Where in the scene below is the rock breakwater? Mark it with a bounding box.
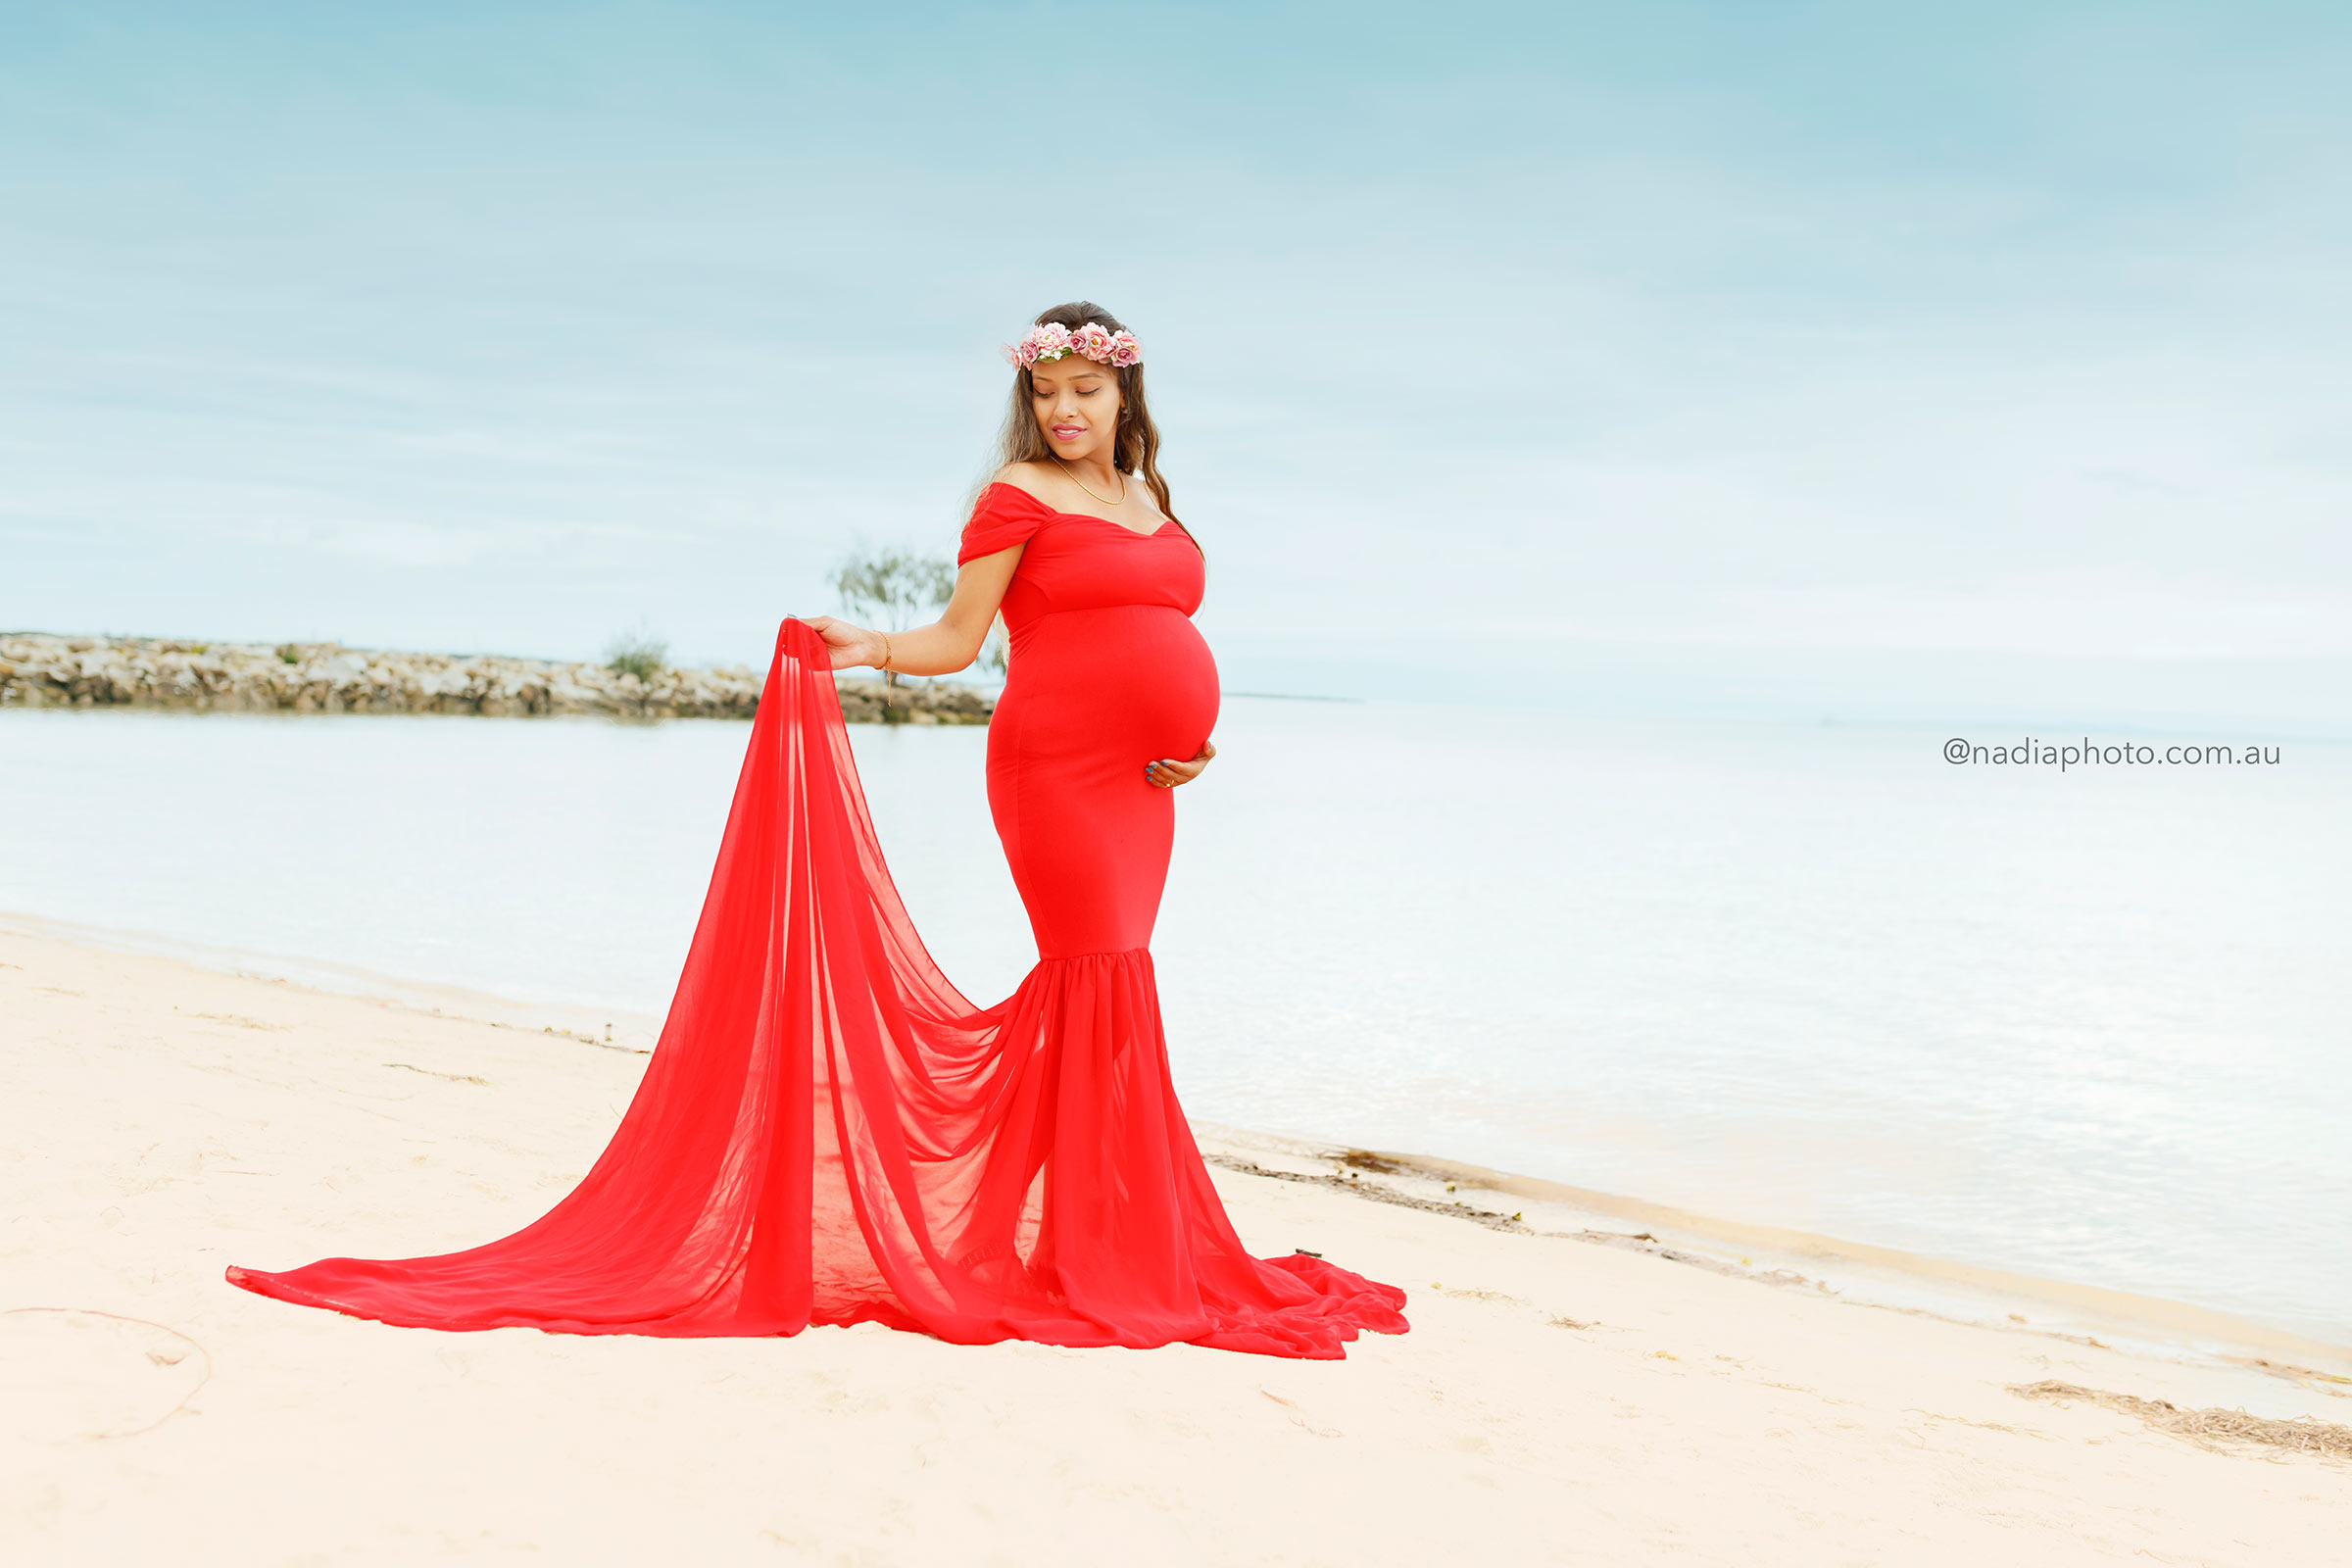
[0,634,993,725]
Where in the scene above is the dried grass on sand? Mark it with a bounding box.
[2013,1380,2352,1461]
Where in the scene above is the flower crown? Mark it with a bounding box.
[1004,320,1142,370]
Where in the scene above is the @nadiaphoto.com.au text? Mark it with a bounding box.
[1944,737,2283,769]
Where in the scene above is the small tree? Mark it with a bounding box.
[831,548,956,701]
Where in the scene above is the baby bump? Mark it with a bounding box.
[1002,606,1219,759]
[986,608,1220,958]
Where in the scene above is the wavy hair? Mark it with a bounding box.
[991,301,1177,523]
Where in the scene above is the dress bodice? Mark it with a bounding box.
[956,482,1203,632]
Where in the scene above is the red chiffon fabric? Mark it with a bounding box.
[226,484,1409,1358]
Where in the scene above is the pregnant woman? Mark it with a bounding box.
[227,303,1409,1359]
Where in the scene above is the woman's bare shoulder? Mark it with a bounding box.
[988,462,1070,512]
[991,460,1057,491]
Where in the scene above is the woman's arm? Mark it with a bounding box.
[804,545,1024,675]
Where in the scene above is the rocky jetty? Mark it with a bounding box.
[0,633,994,725]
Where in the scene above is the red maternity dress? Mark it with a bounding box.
[226,482,1409,1358]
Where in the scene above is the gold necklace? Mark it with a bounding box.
[1062,463,1126,508]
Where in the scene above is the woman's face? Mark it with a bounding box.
[1027,354,1121,464]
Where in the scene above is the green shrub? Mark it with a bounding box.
[604,630,667,682]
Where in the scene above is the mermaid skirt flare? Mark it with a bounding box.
[226,619,1408,1359]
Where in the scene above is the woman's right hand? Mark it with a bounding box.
[802,616,887,672]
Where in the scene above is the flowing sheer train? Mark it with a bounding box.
[227,616,1409,1358]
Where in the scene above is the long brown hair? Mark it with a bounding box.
[992,301,1178,523]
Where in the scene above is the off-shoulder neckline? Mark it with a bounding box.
[982,480,1178,539]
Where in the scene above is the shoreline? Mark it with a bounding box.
[9,905,2343,1382]
[1282,1139,2352,1381]
[8,918,2351,1562]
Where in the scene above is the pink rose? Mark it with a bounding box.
[1107,331,1141,367]
[1033,323,1073,359]
[1075,322,1114,360]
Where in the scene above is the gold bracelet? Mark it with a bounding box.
[879,632,893,671]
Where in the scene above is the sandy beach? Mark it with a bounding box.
[6,923,2350,1566]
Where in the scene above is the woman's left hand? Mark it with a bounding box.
[1145,741,1216,789]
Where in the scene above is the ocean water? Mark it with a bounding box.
[2,701,2345,1345]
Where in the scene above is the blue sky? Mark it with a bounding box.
[4,2,2347,727]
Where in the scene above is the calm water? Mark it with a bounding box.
[3,703,2345,1343]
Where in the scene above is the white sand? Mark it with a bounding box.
[5,925,2350,1566]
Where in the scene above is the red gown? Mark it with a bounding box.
[225,482,1409,1358]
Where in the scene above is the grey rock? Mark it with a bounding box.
[0,633,998,726]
